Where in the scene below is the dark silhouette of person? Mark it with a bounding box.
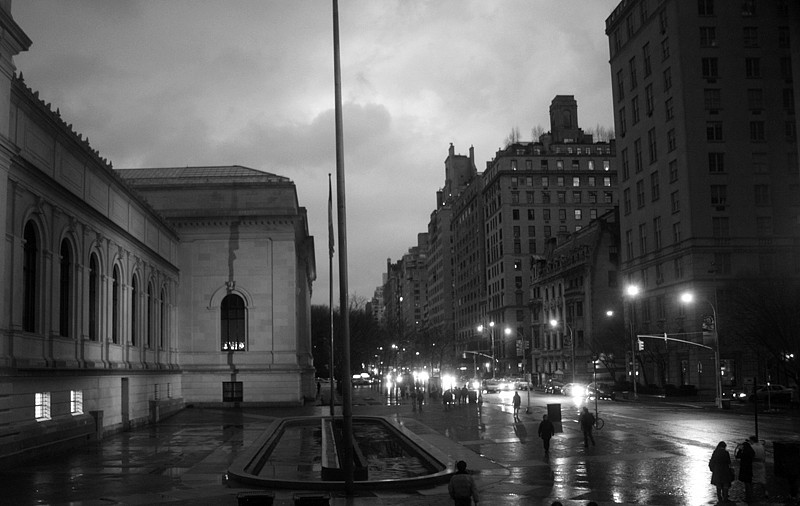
[578,406,595,447]
[736,436,755,502]
[709,440,733,503]
[538,414,555,455]
[448,460,479,505]
[512,391,521,419]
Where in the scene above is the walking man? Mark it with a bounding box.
[512,391,521,420]
[448,460,479,505]
[578,407,595,447]
[538,414,555,455]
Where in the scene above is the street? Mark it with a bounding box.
[1,387,799,505]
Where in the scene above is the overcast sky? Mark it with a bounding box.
[14,0,621,307]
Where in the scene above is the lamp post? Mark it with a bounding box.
[477,321,496,378]
[680,292,723,409]
[550,319,574,384]
[625,284,640,400]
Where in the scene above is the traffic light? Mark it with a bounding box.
[637,339,644,351]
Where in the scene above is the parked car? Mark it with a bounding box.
[544,379,565,395]
[562,383,588,397]
[749,384,793,403]
[723,387,750,402]
[482,378,503,393]
[513,377,531,391]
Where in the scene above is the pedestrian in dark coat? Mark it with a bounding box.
[736,436,755,502]
[538,414,555,454]
[709,440,733,503]
[448,460,479,505]
[512,391,521,419]
[578,407,595,447]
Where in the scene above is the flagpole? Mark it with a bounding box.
[331,0,354,494]
[328,174,335,418]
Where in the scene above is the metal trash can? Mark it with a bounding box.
[547,403,562,432]
[721,399,731,409]
[294,492,331,505]
[774,441,800,478]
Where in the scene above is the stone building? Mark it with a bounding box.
[0,3,315,467]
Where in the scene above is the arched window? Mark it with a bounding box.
[160,287,167,349]
[221,294,246,351]
[147,282,155,348]
[59,239,73,337]
[131,275,138,346]
[112,266,121,344]
[89,254,100,341]
[22,222,39,332]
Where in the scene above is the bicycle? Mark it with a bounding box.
[594,416,605,430]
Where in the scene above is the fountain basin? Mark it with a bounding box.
[227,415,452,490]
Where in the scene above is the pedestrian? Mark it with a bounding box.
[512,391,521,419]
[417,389,424,411]
[461,385,469,405]
[578,406,595,447]
[735,436,755,502]
[316,380,321,398]
[448,460,479,505]
[708,440,733,503]
[750,436,768,500]
[538,414,555,455]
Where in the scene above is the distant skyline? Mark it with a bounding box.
[14,0,620,306]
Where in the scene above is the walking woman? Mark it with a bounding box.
[709,441,733,503]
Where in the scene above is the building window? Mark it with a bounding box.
[672,222,681,244]
[752,153,767,174]
[714,252,732,275]
[667,129,676,152]
[743,26,758,47]
[557,176,565,187]
[634,138,643,173]
[574,209,582,220]
[671,191,680,213]
[747,89,763,111]
[89,254,100,341]
[780,57,792,81]
[663,67,672,91]
[754,185,770,205]
[603,177,611,187]
[558,209,567,220]
[645,85,654,116]
[626,230,634,260]
[59,240,73,338]
[71,390,83,415]
[131,275,138,346]
[636,180,646,208]
[642,43,652,76]
[604,192,613,204]
[710,185,727,206]
[674,255,683,279]
[221,294,246,351]
[653,216,663,249]
[708,153,724,173]
[623,188,632,214]
[745,58,761,78]
[589,192,598,204]
[112,266,120,344]
[629,57,638,89]
[590,209,598,220]
[700,26,717,47]
[659,9,668,31]
[665,97,674,120]
[35,392,51,421]
[23,222,39,333]
[639,223,648,255]
[541,176,549,187]
[742,0,756,16]
[632,96,640,124]
[527,209,535,219]
[704,89,721,110]
[621,149,630,180]
[647,128,658,163]
[588,176,596,187]
[619,107,627,137]
[222,381,244,402]
[702,57,719,79]
[706,121,723,141]
[557,160,564,170]
[160,288,167,349]
[572,191,582,203]
[661,38,670,60]
[749,121,765,142]
[542,192,551,204]
[756,217,773,236]
[650,171,660,201]
[783,89,795,113]
[572,176,580,187]
[617,70,625,100]
[669,160,678,182]
[698,0,714,16]
[513,209,520,220]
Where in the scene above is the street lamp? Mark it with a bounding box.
[550,319,575,384]
[680,292,723,409]
[477,321,496,378]
[625,284,640,400]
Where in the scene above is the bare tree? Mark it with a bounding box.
[530,125,546,142]
[585,124,615,142]
[503,126,521,147]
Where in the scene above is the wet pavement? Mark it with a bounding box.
[2,388,799,505]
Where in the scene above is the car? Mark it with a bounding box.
[544,379,564,395]
[512,377,531,391]
[587,382,616,400]
[562,383,588,397]
[723,387,749,402]
[482,378,503,393]
[748,384,793,403]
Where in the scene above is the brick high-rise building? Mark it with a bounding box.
[606,0,800,396]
